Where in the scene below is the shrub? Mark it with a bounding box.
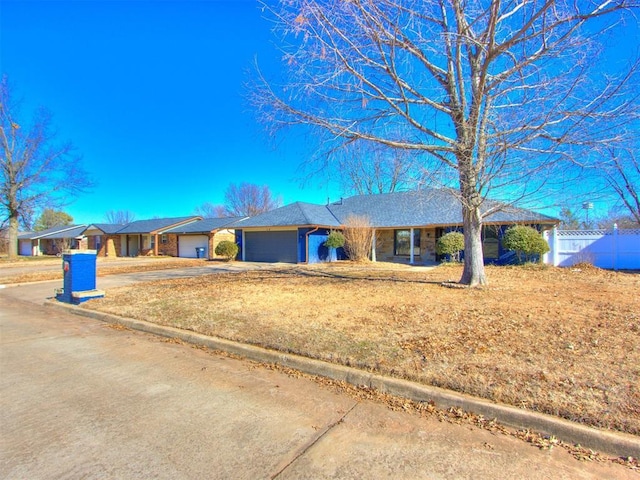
[502,225,549,263]
[324,230,345,249]
[342,215,374,262]
[214,240,239,261]
[436,231,465,262]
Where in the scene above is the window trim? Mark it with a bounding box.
[394,229,421,256]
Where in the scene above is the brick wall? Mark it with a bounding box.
[375,230,395,261]
[104,235,121,257]
[422,228,437,261]
[158,234,178,256]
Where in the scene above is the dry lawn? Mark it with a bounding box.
[83,262,640,435]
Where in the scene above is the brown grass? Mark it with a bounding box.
[83,262,640,435]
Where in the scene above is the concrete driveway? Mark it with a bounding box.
[0,282,635,479]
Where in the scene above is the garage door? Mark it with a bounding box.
[178,235,209,258]
[19,240,32,256]
[244,231,298,263]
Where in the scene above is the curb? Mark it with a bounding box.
[46,300,640,459]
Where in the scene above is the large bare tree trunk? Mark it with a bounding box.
[7,214,18,259]
[460,205,486,287]
[7,181,19,259]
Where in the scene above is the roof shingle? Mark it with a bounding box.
[233,189,557,229]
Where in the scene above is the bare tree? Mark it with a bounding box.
[328,141,431,195]
[596,207,639,228]
[253,0,638,286]
[1,77,92,258]
[193,202,228,218]
[104,210,136,225]
[222,183,281,217]
[601,146,640,226]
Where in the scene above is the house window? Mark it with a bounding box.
[161,234,168,244]
[482,226,500,259]
[394,229,421,256]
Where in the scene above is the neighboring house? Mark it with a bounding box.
[17,217,210,258]
[163,217,245,259]
[17,225,88,256]
[111,216,202,257]
[233,189,559,265]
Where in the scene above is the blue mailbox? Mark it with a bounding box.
[56,250,104,304]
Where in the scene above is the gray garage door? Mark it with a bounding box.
[244,231,298,263]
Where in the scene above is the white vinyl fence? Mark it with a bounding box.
[544,226,640,270]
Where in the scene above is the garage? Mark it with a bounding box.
[244,230,298,263]
[178,235,209,258]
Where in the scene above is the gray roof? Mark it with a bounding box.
[18,224,87,240]
[233,202,341,228]
[115,216,201,234]
[164,217,246,234]
[327,190,459,227]
[85,223,126,234]
[234,189,558,229]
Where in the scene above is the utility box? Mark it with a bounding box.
[56,250,105,304]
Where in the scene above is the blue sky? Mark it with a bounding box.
[1,0,331,224]
[2,1,637,225]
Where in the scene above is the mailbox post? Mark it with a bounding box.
[56,250,105,304]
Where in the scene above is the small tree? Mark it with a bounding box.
[342,215,373,262]
[324,230,345,249]
[558,207,581,230]
[214,240,238,261]
[436,232,465,263]
[33,209,73,231]
[323,230,345,262]
[502,226,550,264]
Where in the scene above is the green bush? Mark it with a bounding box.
[324,230,345,249]
[502,225,549,263]
[436,231,465,262]
[214,240,239,261]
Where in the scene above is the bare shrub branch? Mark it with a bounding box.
[342,214,374,261]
